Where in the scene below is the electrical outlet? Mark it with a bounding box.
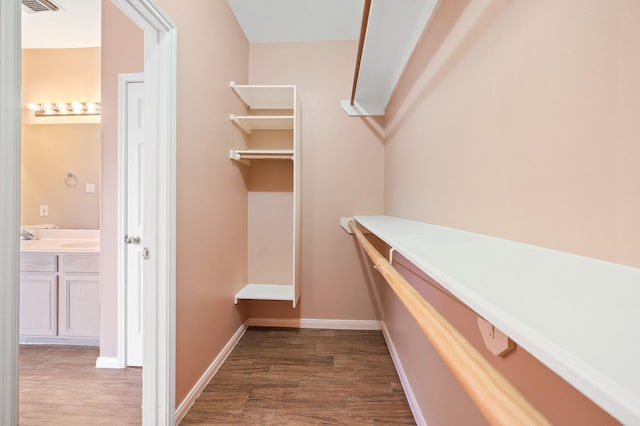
[39,205,48,217]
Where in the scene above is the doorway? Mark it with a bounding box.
[0,0,177,424]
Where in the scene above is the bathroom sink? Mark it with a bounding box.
[61,241,99,249]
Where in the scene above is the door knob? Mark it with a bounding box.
[124,234,142,245]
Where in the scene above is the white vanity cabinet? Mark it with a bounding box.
[58,254,100,338]
[19,254,58,337]
[19,252,100,344]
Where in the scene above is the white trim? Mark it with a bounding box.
[0,1,21,424]
[108,1,176,425]
[117,72,145,371]
[381,322,426,426]
[246,318,383,330]
[175,324,248,424]
[96,356,126,369]
[19,337,99,346]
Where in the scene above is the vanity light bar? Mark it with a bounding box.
[27,101,101,116]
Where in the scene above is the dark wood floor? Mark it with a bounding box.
[19,345,142,425]
[180,327,416,425]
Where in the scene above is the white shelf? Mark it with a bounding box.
[234,283,294,304]
[229,149,293,164]
[341,1,438,116]
[230,114,293,134]
[230,81,294,109]
[354,215,640,425]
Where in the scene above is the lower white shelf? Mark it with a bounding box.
[234,283,294,304]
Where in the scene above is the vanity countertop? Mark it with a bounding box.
[20,228,100,253]
[20,238,99,253]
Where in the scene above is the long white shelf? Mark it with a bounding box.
[230,81,295,109]
[230,114,293,134]
[354,215,640,425]
[234,283,294,304]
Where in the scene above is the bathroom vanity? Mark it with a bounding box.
[19,230,100,346]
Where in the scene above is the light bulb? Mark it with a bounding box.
[71,102,84,112]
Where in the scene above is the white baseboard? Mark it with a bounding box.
[175,323,248,424]
[95,356,124,369]
[381,322,426,426]
[246,317,382,330]
[20,336,99,346]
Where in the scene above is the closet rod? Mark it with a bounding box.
[350,0,372,105]
[235,155,292,160]
[348,220,550,426]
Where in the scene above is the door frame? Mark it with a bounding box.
[0,1,177,424]
[0,2,21,424]
[110,1,176,424]
[117,72,145,368]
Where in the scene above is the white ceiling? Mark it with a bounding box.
[21,0,363,48]
[21,0,101,49]
[227,0,363,43]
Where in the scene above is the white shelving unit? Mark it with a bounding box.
[230,81,301,307]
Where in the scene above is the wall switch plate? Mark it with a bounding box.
[39,205,48,217]
[86,183,96,193]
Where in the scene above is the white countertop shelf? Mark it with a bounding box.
[230,81,295,110]
[354,215,640,424]
[230,114,293,134]
[234,283,294,304]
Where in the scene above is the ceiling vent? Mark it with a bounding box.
[21,0,60,13]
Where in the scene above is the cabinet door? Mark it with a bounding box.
[19,274,57,336]
[58,274,100,338]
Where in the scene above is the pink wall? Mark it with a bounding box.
[100,0,143,358]
[153,0,250,406]
[245,41,385,321]
[381,0,639,423]
[385,0,640,267]
[22,48,101,229]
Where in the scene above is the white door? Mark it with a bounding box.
[124,78,144,367]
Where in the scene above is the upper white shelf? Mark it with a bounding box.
[353,215,640,424]
[229,114,294,134]
[230,81,294,110]
[342,0,439,116]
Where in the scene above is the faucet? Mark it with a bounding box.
[20,228,37,240]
